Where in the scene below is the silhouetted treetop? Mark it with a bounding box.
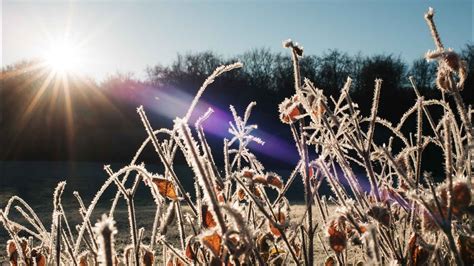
[1,44,472,161]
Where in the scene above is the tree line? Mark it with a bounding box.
[1,45,472,163]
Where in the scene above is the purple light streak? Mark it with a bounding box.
[113,83,299,164]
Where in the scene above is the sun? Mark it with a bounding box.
[43,40,84,74]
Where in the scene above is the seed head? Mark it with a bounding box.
[367,205,391,227]
[282,38,304,56]
[94,215,117,266]
[438,177,471,216]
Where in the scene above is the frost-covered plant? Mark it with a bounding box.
[1,7,472,266]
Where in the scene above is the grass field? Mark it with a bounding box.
[1,202,366,264]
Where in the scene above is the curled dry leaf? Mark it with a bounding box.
[312,101,326,118]
[142,247,154,266]
[239,184,262,200]
[266,173,283,190]
[166,257,185,266]
[201,231,222,257]
[185,237,197,261]
[325,256,336,266]
[253,175,268,185]
[279,95,302,124]
[408,234,432,266]
[237,188,246,201]
[213,185,225,203]
[252,172,283,191]
[201,204,217,229]
[269,211,286,237]
[242,169,255,179]
[286,106,301,123]
[79,254,88,266]
[152,178,178,200]
[30,248,47,266]
[217,193,225,203]
[305,93,326,120]
[78,251,92,266]
[7,238,28,266]
[252,186,262,199]
[7,240,15,255]
[291,240,301,258]
[308,166,314,178]
[327,219,347,253]
[357,224,367,234]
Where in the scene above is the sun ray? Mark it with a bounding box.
[75,76,131,122]
[18,70,56,128]
[46,73,62,121]
[61,73,75,157]
[5,66,50,99]
[4,69,57,159]
[0,61,48,80]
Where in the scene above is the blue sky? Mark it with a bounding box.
[2,0,473,80]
